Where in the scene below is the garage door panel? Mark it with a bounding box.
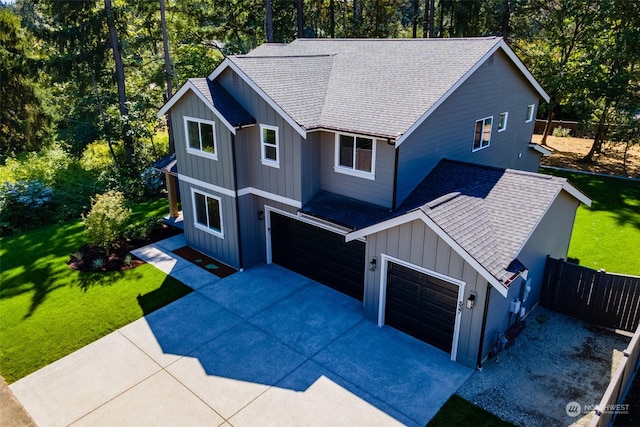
[271,212,365,301]
[385,262,458,354]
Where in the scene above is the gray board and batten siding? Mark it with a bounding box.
[363,218,488,368]
[396,50,541,206]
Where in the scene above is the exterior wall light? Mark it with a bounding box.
[369,257,377,272]
[258,210,264,221]
[466,292,476,309]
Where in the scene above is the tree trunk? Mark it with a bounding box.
[159,0,175,155]
[582,98,612,162]
[297,0,304,38]
[412,0,419,38]
[104,0,133,164]
[91,71,120,170]
[501,0,510,40]
[541,109,554,146]
[265,0,274,42]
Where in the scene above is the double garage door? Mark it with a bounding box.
[385,262,459,354]
[270,212,365,301]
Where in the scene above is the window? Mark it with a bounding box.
[185,117,217,159]
[473,117,493,151]
[498,112,508,132]
[335,133,375,179]
[526,104,535,123]
[260,124,279,167]
[192,190,223,237]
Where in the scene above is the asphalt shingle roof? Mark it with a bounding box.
[232,38,502,138]
[189,78,255,127]
[399,159,568,282]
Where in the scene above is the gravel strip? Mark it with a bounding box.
[457,306,631,427]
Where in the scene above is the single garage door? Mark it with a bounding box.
[270,212,365,300]
[385,262,458,353]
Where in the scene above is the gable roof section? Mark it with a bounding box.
[346,160,589,296]
[157,78,255,134]
[214,38,548,142]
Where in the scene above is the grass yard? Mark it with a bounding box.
[0,198,192,384]
[427,395,516,427]
[541,168,640,276]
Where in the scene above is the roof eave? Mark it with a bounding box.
[346,209,509,297]
[528,143,552,156]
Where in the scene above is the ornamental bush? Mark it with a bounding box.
[0,180,54,235]
[82,190,131,255]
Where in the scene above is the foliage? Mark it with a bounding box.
[82,190,132,255]
[0,180,54,234]
[123,216,164,243]
[0,217,191,384]
[541,169,640,276]
[552,127,571,138]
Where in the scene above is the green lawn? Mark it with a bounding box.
[427,395,516,427]
[0,198,192,384]
[541,169,640,276]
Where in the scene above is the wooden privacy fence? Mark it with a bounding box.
[541,257,640,332]
[589,323,640,427]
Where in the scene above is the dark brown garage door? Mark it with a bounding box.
[270,212,365,300]
[385,262,458,353]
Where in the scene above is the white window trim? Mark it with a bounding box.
[260,124,280,168]
[333,132,376,181]
[526,104,535,123]
[498,112,508,132]
[191,188,224,238]
[184,116,218,160]
[472,116,493,152]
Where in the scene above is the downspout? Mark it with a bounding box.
[476,283,492,370]
[392,144,399,210]
[230,132,244,271]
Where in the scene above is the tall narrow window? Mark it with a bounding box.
[526,104,535,123]
[260,124,279,167]
[473,117,493,151]
[185,117,217,159]
[192,190,223,237]
[498,112,508,132]
[335,133,375,179]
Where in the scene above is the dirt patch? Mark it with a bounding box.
[0,376,35,427]
[172,246,237,278]
[457,306,630,427]
[534,135,640,179]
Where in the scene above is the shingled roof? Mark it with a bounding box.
[212,37,547,142]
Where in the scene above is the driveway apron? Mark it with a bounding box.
[10,240,472,427]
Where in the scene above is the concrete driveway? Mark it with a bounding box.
[10,244,471,426]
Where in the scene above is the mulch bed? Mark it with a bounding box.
[67,223,182,272]
[172,246,237,278]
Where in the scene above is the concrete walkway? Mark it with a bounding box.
[10,235,472,426]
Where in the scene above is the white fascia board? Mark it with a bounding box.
[237,186,302,209]
[178,174,236,198]
[157,80,237,135]
[346,209,508,297]
[528,143,552,156]
[562,182,592,206]
[396,39,550,148]
[209,58,307,139]
[499,40,551,103]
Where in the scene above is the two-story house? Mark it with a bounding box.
[157,37,590,369]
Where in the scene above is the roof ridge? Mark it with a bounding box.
[293,37,501,42]
[234,54,336,59]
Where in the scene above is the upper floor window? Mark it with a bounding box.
[185,117,217,160]
[498,112,508,132]
[192,189,223,237]
[473,117,492,151]
[260,124,279,168]
[335,133,375,180]
[526,104,535,123]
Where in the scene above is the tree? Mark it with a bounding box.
[0,6,53,160]
[82,190,131,255]
[265,0,274,42]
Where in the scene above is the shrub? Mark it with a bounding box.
[552,127,572,137]
[82,190,131,255]
[0,180,54,235]
[123,216,163,243]
[140,167,164,194]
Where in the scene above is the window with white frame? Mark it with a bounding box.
[260,124,279,167]
[335,133,375,178]
[473,117,493,151]
[192,189,223,237]
[498,112,508,132]
[526,104,535,123]
[185,117,217,159]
